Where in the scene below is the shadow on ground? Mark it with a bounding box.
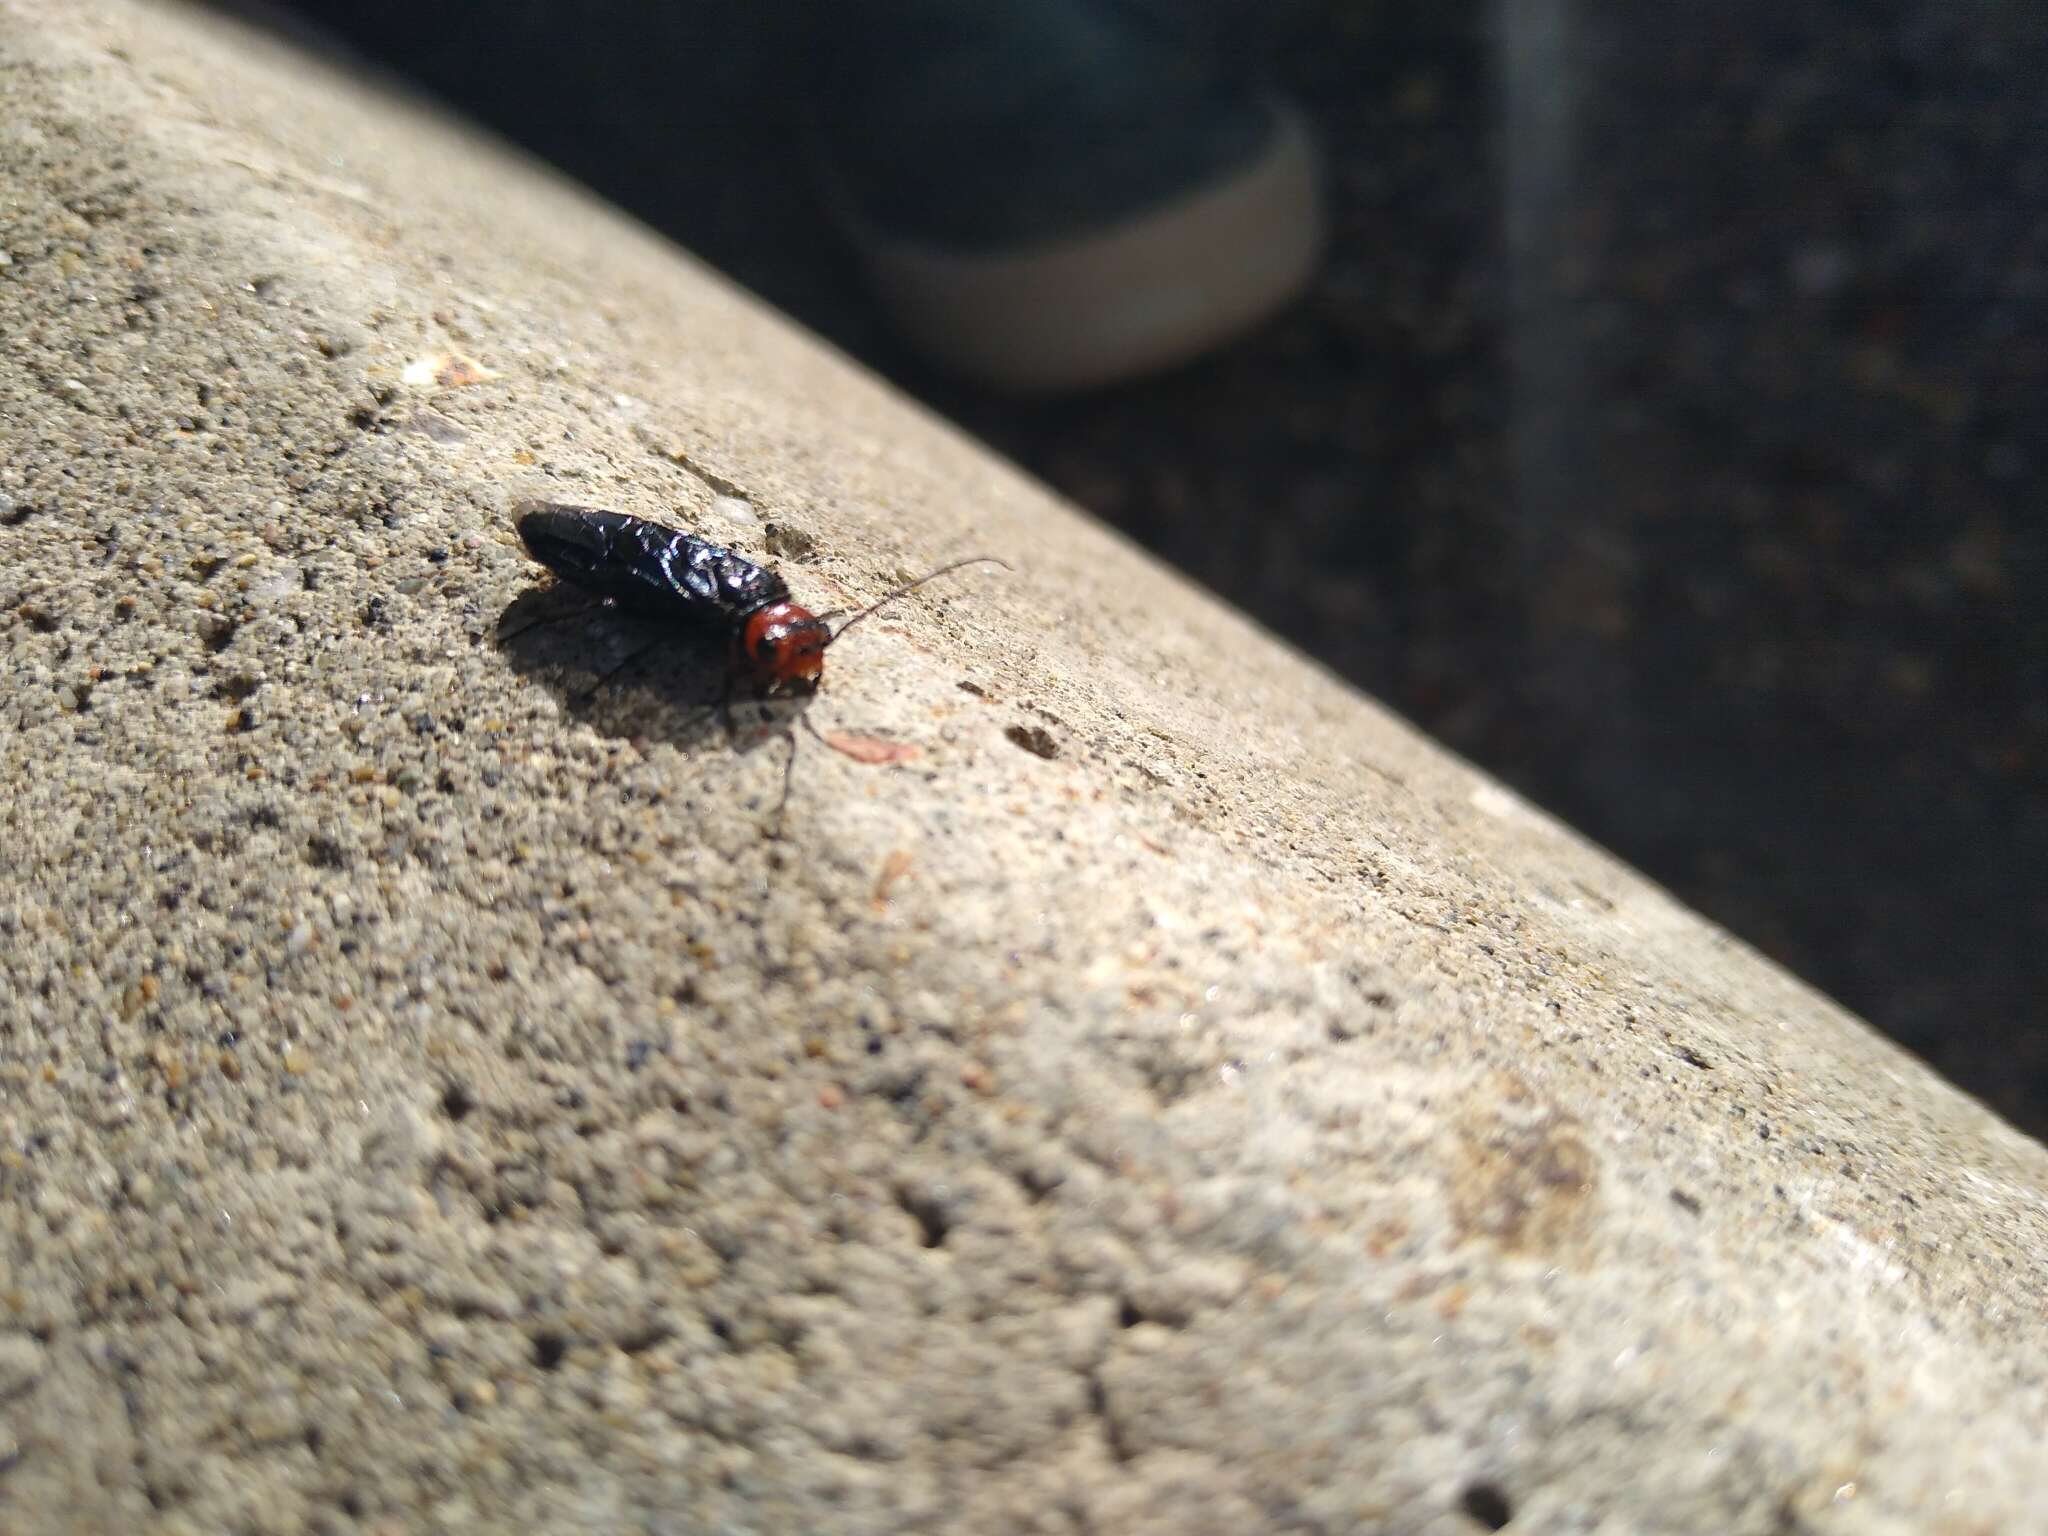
[494,586,808,764]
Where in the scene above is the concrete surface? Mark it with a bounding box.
[3,1,2046,1531]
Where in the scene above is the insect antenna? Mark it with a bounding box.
[826,557,1010,646]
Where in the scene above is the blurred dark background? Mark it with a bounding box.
[234,0,2046,1134]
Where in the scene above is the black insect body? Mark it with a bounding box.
[515,503,831,690]
[508,501,1004,826]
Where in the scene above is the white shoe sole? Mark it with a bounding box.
[840,102,1325,393]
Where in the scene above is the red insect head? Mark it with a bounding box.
[740,601,830,690]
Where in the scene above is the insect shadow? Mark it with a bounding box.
[492,585,803,764]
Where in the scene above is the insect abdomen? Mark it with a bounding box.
[515,503,788,623]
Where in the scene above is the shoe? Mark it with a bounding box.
[807,0,1324,392]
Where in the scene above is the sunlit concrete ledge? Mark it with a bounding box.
[3,2,2045,1531]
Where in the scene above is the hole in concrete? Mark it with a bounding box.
[896,1188,950,1248]
[531,1332,567,1371]
[1458,1481,1513,1530]
[305,835,348,870]
[617,1323,672,1356]
[1005,722,1059,759]
[440,1083,475,1121]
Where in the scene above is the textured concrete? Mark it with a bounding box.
[3,2,2046,1532]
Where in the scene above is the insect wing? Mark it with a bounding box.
[516,504,639,596]
[660,529,789,621]
[515,503,786,623]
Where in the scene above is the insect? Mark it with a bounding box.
[508,501,1004,821]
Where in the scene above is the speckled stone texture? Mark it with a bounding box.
[2,1,2045,1532]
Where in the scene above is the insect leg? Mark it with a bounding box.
[572,636,662,703]
[770,726,799,839]
[496,595,614,645]
[716,672,740,748]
